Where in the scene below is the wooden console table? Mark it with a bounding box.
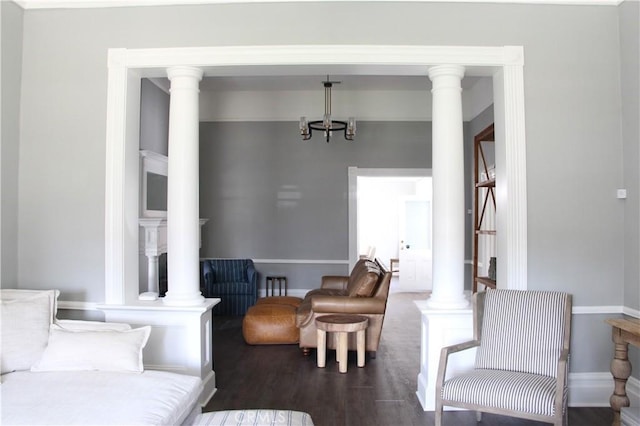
[606,317,640,426]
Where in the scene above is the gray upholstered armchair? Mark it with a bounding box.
[435,289,573,426]
[201,258,258,315]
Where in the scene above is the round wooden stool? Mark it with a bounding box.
[315,314,369,373]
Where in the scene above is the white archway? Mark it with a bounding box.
[104,45,527,305]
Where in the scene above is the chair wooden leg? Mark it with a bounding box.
[434,402,443,426]
[476,411,482,422]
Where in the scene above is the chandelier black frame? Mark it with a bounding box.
[299,77,356,143]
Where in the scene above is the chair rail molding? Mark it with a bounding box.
[17,1,624,9]
[105,44,527,303]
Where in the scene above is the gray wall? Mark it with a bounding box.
[620,0,640,311]
[619,0,640,369]
[139,79,169,156]
[8,2,634,374]
[199,121,430,288]
[1,1,24,288]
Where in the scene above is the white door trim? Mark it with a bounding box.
[105,45,527,304]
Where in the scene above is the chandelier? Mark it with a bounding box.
[299,76,356,143]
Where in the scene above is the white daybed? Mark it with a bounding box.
[0,289,202,425]
[0,289,315,426]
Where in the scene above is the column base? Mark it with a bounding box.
[425,292,470,310]
[414,298,474,411]
[162,291,205,306]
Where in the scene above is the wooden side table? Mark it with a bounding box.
[265,276,287,296]
[606,317,640,426]
[315,314,368,373]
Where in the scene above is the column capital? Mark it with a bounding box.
[427,65,466,82]
[167,66,204,82]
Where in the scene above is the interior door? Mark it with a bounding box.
[398,197,432,291]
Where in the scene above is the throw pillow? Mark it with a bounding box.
[0,290,59,374]
[0,288,59,322]
[348,271,379,297]
[31,324,151,373]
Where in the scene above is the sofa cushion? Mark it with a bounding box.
[207,281,254,295]
[31,324,151,373]
[206,259,250,281]
[346,260,381,297]
[305,288,348,298]
[0,289,59,374]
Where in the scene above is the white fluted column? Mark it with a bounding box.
[164,66,205,306]
[427,65,468,309]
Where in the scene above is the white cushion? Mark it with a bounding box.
[2,370,203,426]
[31,324,151,373]
[0,289,58,321]
[0,290,59,373]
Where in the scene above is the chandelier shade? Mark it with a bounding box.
[299,77,356,143]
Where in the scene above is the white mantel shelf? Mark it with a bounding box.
[138,217,208,295]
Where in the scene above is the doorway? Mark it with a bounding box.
[398,194,432,291]
[349,167,432,292]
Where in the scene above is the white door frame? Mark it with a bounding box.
[105,45,527,304]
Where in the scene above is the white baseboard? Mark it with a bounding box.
[569,372,640,407]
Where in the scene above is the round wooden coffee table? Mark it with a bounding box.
[315,314,369,373]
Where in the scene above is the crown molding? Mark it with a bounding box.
[13,0,625,10]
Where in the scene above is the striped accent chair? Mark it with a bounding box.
[435,289,572,426]
[201,259,258,316]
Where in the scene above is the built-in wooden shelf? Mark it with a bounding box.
[472,123,497,294]
[476,178,496,188]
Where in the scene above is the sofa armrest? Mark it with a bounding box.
[246,261,258,296]
[321,276,349,291]
[311,295,386,314]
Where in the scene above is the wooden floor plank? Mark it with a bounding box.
[204,291,613,426]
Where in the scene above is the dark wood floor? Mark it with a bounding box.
[204,290,613,426]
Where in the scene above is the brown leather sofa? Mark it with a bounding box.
[296,258,392,357]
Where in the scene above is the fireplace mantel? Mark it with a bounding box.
[139,218,208,295]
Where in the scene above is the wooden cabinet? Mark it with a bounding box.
[472,124,496,292]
